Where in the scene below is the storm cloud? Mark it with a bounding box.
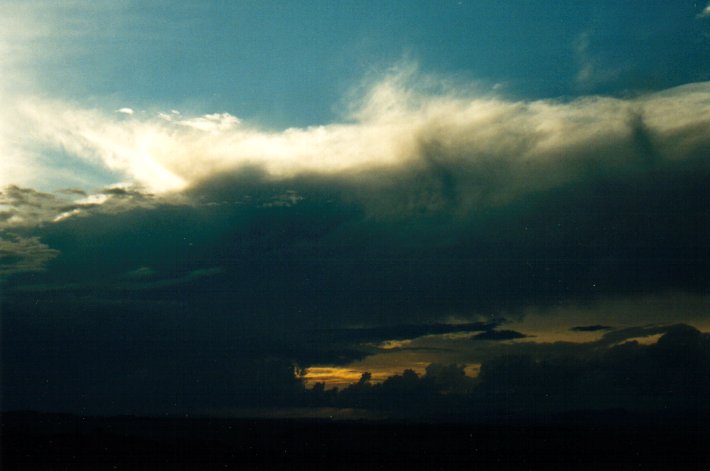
[2,71,709,417]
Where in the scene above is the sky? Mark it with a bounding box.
[1,1,709,419]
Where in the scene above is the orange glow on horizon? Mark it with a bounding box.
[303,363,482,390]
[303,366,424,390]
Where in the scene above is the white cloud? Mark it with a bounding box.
[117,107,134,115]
[4,67,710,202]
[698,2,710,18]
[178,113,240,132]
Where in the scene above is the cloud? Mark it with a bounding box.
[473,324,710,417]
[0,185,65,228]
[2,67,709,417]
[316,321,501,344]
[0,233,59,276]
[301,324,710,419]
[330,365,476,414]
[573,32,623,89]
[471,330,528,341]
[2,152,707,363]
[570,325,613,332]
[6,67,710,201]
[0,184,165,229]
[697,3,710,19]
[592,324,676,347]
[177,112,241,132]
[116,107,134,115]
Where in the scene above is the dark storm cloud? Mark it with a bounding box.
[0,293,313,414]
[2,139,708,378]
[2,79,709,416]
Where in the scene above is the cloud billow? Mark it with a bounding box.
[6,69,710,197]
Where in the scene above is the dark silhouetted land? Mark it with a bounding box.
[2,410,708,469]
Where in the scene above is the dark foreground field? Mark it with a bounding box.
[2,411,708,470]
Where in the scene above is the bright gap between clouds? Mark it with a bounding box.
[5,69,710,195]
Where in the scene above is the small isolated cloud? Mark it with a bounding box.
[472,330,528,341]
[697,2,710,18]
[570,325,613,332]
[116,107,134,115]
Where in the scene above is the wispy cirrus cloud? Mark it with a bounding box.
[573,31,623,89]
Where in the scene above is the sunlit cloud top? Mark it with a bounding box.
[5,69,710,198]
